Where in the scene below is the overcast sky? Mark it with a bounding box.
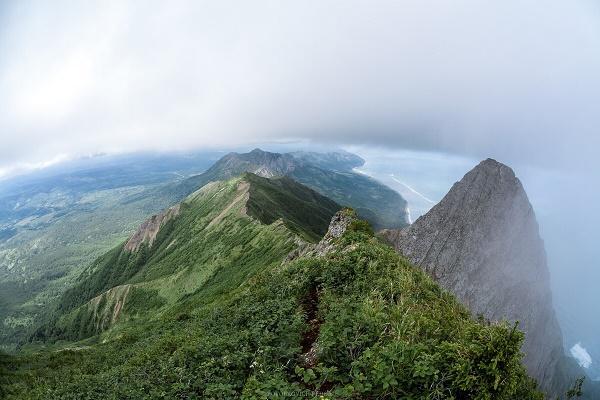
[1,0,600,176]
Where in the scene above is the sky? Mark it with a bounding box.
[1,0,600,174]
[1,0,600,377]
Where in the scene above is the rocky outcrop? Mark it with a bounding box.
[88,284,132,332]
[124,204,180,252]
[286,209,355,261]
[382,159,569,397]
[312,209,354,254]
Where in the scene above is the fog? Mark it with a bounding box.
[0,0,599,378]
[2,1,600,171]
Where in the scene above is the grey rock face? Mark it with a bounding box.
[382,159,567,396]
[286,209,355,261]
[211,149,299,179]
[124,204,180,252]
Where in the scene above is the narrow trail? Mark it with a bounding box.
[300,284,320,368]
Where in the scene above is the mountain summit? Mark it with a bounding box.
[382,158,574,397]
[175,148,409,229]
[204,148,299,179]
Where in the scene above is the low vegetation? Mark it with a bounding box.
[4,206,543,398]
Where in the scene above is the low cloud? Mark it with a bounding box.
[1,1,600,172]
[570,343,592,369]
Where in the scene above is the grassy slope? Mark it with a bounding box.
[244,173,341,242]
[0,184,180,348]
[288,165,408,230]
[4,213,543,399]
[30,174,339,343]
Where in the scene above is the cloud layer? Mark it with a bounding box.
[1,0,600,172]
[571,343,593,369]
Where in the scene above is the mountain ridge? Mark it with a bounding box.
[0,149,387,348]
[31,173,341,342]
[172,148,409,230]
[3,156,583,399]
[8,205,543,399]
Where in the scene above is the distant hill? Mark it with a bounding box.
[289,150,365,171]
[172,148,409,230]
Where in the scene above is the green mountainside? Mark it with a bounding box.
[244,174,341,242]
[175,149,409,230]
[0,149,393,349]
[1,175,547,399]
[0,152,221,348]
[29,173,340,344]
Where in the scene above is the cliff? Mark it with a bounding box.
[382,159,571,396]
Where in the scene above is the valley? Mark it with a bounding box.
[0,152,223,349]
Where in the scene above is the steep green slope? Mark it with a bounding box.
[30,174,340,343]
[5,210,544,399]
[176,149,409,230]
[287,164,407,230]
[244,173,340,242]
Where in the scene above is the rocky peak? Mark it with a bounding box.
[321,209,355,241]
[382,159,570,397]
[287,209,356,261]
[209,148,299,179]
